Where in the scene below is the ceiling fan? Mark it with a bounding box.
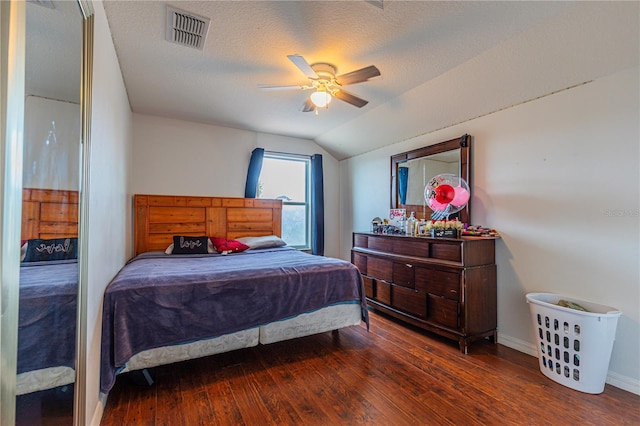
[258,54,381,113]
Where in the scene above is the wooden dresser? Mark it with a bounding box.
[351,232,497,353]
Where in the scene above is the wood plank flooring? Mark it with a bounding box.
[99,310,639,425]
[15,384,74,426]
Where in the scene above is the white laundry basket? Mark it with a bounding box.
[526,293,621,394]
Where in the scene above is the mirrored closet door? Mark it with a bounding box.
[14,1,86,424]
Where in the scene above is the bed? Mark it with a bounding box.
[17,188,79,395]
[100,194,367,394]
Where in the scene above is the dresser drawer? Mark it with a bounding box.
[427,294,459,329]
[393,285,427,318]
[375,280,391,305]
[393,262,415,289]
[368,236,393,252]
[430,243,461,262]
[362,275,374,299]
[352,252,367,275]
[368,257,393,282]
[415,267,460,300]
[393,239,429,257]
[353,234,368,249]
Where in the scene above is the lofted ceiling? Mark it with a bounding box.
[91,1,639,160]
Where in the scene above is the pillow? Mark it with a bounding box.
[170,236,211,255]
[22,237,78,262]
[236,235,286,249]
[165,237,214,254]
[210,237,250,254]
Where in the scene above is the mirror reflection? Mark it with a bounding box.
[399,149,460,206]
[16,1,82,424]
[391,135,471,224]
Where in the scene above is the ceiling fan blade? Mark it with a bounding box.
[302,98,316,112]
[335,90,369,108]
[258,84,305,91]
[288,54,318,79]
[335,65,381,86]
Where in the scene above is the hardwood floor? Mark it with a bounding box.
[15,384,74,426]
[100,310,639,425]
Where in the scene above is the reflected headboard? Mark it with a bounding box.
[21,188,79,240]
[134,194,283,256]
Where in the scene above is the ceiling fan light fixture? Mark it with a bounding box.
[310,90,332,108]
[258,55,380,112]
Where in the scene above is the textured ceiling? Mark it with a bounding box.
[26,0,82,104]
[91,1,639,159]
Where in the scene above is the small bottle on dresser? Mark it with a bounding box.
[407,212,416,236]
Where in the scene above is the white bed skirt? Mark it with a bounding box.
[260,303,362,344]
[122,327,260,373]
[121,303,362,374]
[16,366,75,396]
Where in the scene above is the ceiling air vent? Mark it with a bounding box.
[166,6,210,50]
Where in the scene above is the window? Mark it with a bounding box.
[257,152,310,249]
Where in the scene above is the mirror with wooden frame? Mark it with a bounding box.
[391,134,471,224]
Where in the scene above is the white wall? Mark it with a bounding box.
[340,66,639,394]
[85,3,132,424]
[23,96,80,190]
[131,114,342,258]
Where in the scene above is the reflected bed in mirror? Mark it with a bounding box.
[391,134,471,224]
[17,188,79,395]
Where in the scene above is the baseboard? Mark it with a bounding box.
[606,371,640,395]
[497,332,639,396]
[497,333,537,357]
[90,393,108,426]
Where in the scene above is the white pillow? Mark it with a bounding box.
[236,235,286,249]
[165,238,215,254]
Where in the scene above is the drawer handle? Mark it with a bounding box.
[450,290,457,294]
[405,263,413,268]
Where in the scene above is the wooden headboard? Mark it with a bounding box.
[134,194,283,255]
[21,188,79,240]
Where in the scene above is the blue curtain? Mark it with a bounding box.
[311,154,324,256]
[244,148,264,198]
[398,166,408,205]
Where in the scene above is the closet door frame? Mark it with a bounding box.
[74,1,94,425]
[0,2,26,424]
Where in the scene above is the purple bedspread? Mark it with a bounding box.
[18,260,77,374]
[100,247,367,393]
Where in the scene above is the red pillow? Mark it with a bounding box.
[210,237,250,254]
